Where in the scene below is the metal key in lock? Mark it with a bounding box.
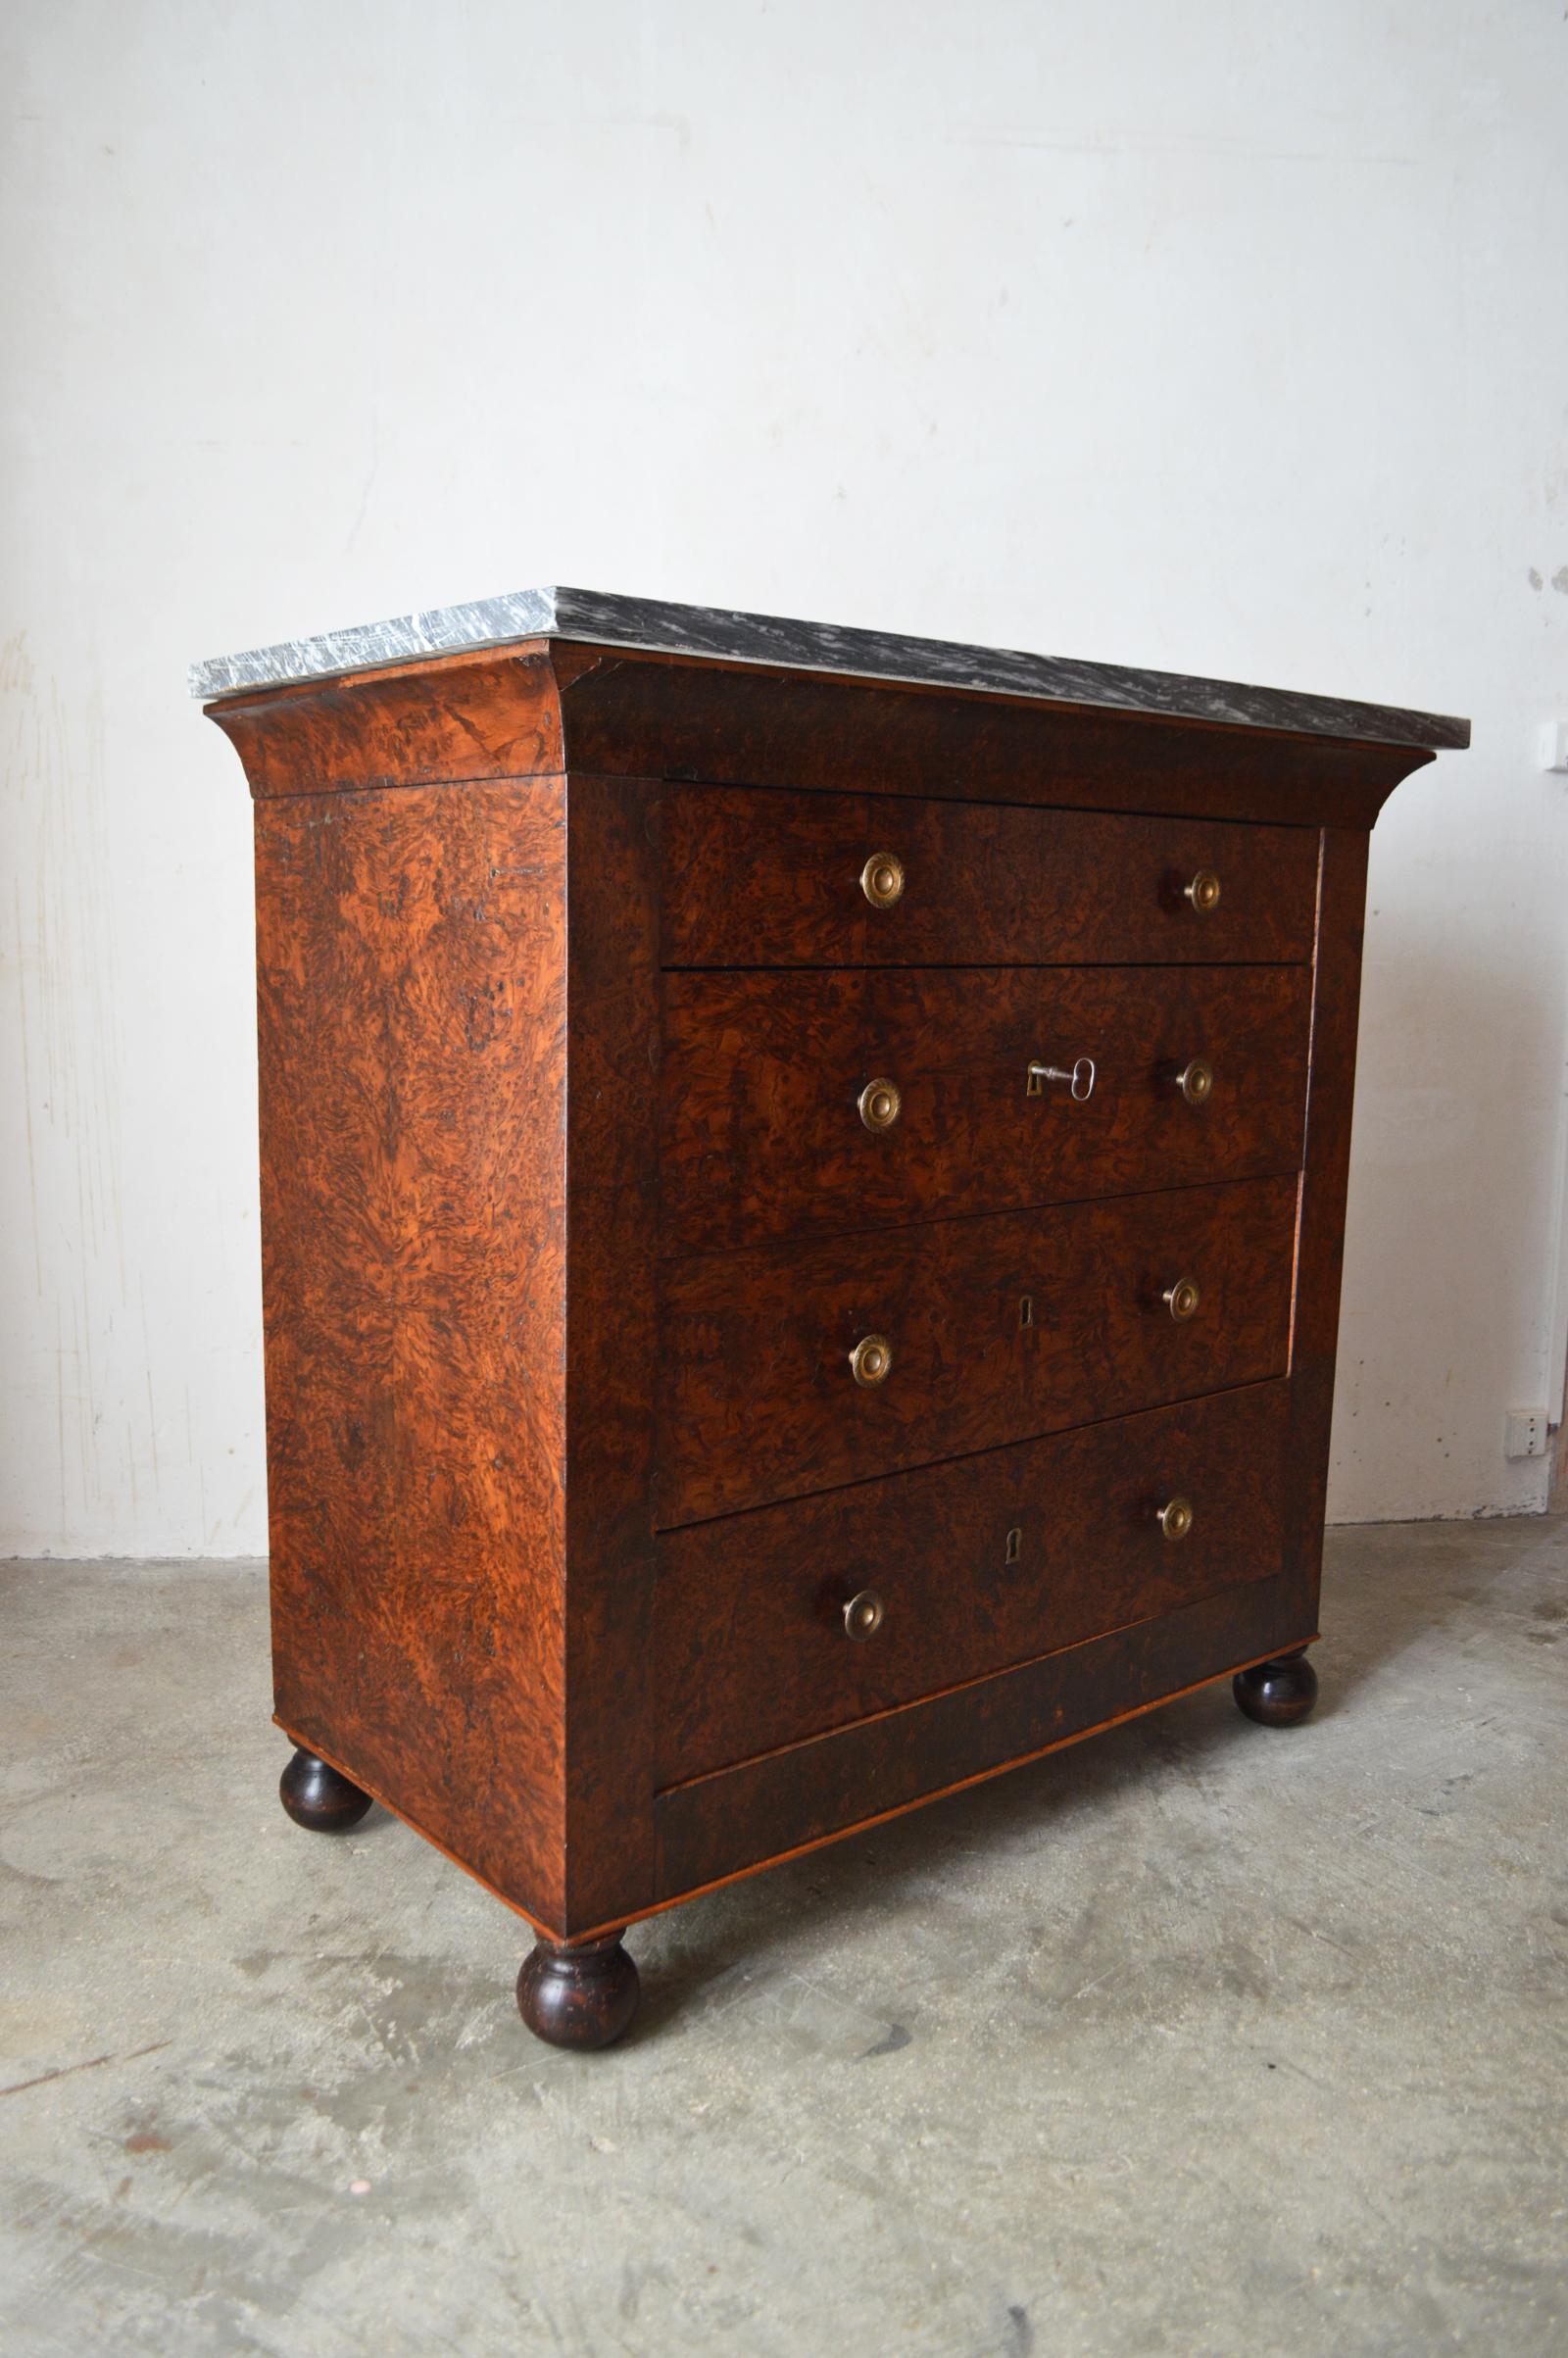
[1026,1055,1096,1102]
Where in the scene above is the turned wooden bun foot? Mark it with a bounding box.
[279,1746,373,1832]
[1233,1649,1319,1729]
[516,1931,640,2050]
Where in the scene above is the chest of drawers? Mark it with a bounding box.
[195,589,1468,2048]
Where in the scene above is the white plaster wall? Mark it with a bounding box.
[3,0,1566,1554]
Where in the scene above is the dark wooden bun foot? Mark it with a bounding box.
[1233,1649,1319,1728]
[279,1746,373,1832]
[516,1932,640,2050]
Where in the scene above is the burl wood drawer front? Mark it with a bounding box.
[658,1174,1297,1525]
[656,1381,1290,1783]
[662,964,1309,1250]
[662,784,1320,967]
[655,1572,1308,1901]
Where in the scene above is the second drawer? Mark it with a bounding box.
[658,1174,1298,1524]
[662,963,1311,1248]
[656,1382,1292,1784]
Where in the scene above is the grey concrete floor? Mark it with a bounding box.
[2,1519,1565,2358]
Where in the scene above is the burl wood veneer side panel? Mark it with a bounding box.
[557,650,1436,830]
[1279,826,1375,1630]
[560,775,663,1935]
[210,647,563,798]
[254,778,570,1925]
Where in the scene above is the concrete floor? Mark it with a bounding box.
[2,1520,1565,2358]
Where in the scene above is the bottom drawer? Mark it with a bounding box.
[656,1380,1291,1786]
[654,1569,1313,1903]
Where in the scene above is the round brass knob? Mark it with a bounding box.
[843,1589,885,1641]
[850,1333,894,1387]
[858,1076,903,1132]
[1157,1495,1195,1543]
[1184,869,1222,912]
[1163,1276,1200,1323]
[1175,1057,1214,1105]
[861,852,906,909]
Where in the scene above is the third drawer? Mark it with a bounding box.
[656,1381,1292,1784]
[658,1173,1298,1525]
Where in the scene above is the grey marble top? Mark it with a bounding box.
[190,586,1470,750]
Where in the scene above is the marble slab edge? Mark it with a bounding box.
[189,585,1471,751]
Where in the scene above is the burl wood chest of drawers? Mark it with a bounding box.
[194,588,1468,2048]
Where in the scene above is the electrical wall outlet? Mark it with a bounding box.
[1504,1406,1550,1459]
[1537,720,1568,773]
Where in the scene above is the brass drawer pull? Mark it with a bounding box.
[1027,1056,1096,1102]
[858,1076,903,1132]
[1174,1056,1213,1105]
[1157,1495,1195,1543]
[1163,1276,1200,1322]
[850,1333,894,1387]
[843,1589,885,1641]
[1184,868,1222,912]
[860,852,906,909]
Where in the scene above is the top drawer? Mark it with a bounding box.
[662,785,1319,968]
